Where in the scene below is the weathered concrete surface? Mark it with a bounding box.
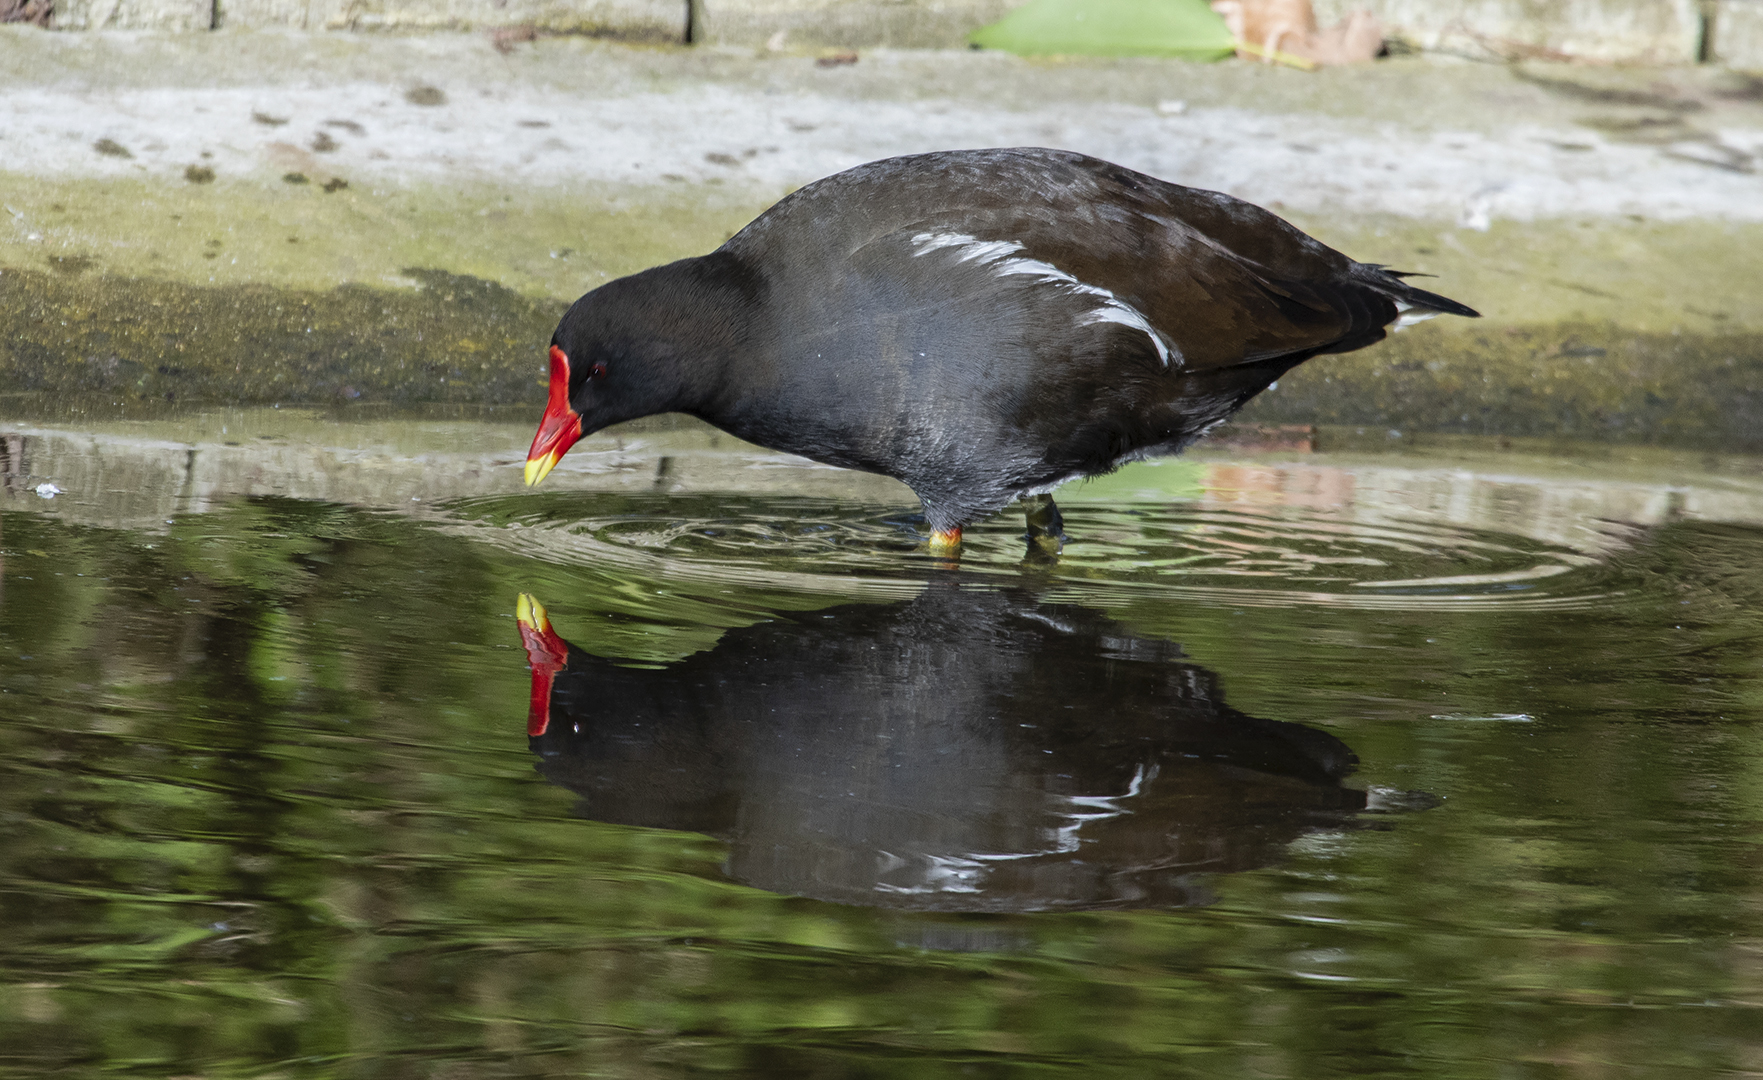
[4,33,1760,251]
[1718,0,1763,66]
[0,267,566,406]
[1312,0,1706,63]
[27,0,1763,65]
[1,31,1760,446]
[695,0,1019,48]
[8,41,1763,223]
[702,0,1763,62]
[0,413,909,532]
[52,0,688,33]
[49,0,212,29]
[221,0,685,35]
[1238,318,1763,445]
[4,413,1760,561]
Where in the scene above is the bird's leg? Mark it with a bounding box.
[927,526,963,557]
[1022,494,1065,560]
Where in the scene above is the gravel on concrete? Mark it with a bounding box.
[4,31,1762,224]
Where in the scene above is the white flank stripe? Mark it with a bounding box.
[910,232,985,255]
[911,231,1178,367]
[950,238,1025,265]
[1080,305,1173,366]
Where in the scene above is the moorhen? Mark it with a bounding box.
[524,147,1478,554]
[515,587,1372,910]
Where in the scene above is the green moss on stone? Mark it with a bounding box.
[0,266,564,409]
[1240,321,1763,450]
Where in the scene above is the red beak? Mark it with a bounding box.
[516,593,569,737]
[525,345,581,486]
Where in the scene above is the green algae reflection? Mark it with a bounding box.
[0,491,1761,1077]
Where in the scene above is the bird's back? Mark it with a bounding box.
[698,147,1473,527]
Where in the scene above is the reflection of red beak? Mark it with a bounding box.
[524,345,581,486]
[516,593,569,737]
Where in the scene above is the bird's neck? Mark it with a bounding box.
[638,252,768,417]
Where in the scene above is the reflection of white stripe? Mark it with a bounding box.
[1062,763,1150,814]
[1049,763,1155,851]
[1352,562,1582,589]
[911,231,1176,367]
[875,762,1162,894]
[874,853,986,894]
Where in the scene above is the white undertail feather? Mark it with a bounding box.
[1391,299,1439,331]
[911,232,1177,367]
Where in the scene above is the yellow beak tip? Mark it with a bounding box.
[524,454,557,487]
[516,592,549,631]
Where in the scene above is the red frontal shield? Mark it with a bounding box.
[525,345,581,486]
[516,593,569,737]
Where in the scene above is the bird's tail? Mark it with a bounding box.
[1356,264,1481,324]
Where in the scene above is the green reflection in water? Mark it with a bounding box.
[0,493,1760,1078]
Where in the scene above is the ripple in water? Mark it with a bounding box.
[442,488,1623,612]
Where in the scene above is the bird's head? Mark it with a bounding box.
[524,269,727,486]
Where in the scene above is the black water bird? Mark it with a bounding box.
[515,586,1387,911]
[524,147,1478,554]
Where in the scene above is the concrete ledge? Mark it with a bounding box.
[51,0,688,32]
[2,34,1758,450]
[4,416,1759,552]
[28,0,1763,65]
[696,0,1020,49]
[1238,321,1763,451]
[1717,0,1763,65]
[222,0,685,33]
[1312,0,1705,63]
[52,0,213,30]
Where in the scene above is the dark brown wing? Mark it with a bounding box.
[731,147,1475,373]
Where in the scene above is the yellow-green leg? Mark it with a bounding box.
[1023,494,1065,560]
[927,526,963,557]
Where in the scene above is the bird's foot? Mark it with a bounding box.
[927,527,963,558]
[1022,494,1065,562]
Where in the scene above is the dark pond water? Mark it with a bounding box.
[2,421,1762,1078]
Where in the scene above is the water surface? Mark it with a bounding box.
[2,417,1761,1077]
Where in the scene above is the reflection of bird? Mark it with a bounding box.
[524,147,1477,556]
[516,585,1383,912]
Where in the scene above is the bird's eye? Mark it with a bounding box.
[588,362,608,380]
